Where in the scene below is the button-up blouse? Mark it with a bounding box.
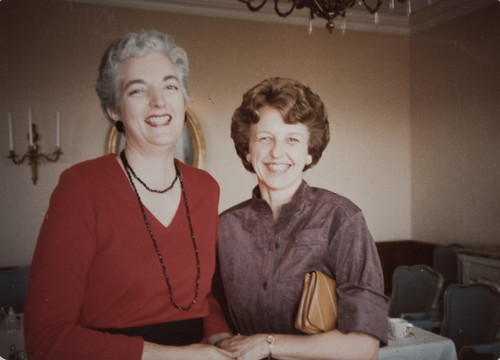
[217,180,390,343]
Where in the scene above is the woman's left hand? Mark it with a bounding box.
[218,334,268,360]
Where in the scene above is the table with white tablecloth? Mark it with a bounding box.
[379,326,457,360]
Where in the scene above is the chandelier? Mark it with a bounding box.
[238,0,410,33]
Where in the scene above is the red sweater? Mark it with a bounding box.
[24,155,230,360]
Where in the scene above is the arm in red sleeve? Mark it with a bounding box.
[203,291,233,341]
[24,168,144,360]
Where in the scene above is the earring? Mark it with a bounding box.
[115,121,125,133]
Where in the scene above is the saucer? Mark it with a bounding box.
[388,330,414,341]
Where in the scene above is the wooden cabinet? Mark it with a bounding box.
[457,247,500,290]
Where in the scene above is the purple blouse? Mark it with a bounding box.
[217,181,390,343]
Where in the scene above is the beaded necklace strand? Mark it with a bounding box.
[120,150,200,311]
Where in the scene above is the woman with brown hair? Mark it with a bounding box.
[216,77,389,360]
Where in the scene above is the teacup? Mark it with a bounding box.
[388,318,413,339]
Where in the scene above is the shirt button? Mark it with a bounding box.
[263,281,268,289]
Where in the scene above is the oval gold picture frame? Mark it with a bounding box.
[106,109,206,169]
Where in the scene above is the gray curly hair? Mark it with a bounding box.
[95,29,190,124]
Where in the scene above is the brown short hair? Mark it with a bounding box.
[231,77,330,172]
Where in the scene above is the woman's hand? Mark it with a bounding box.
[218,334,268,360]
[216,331,379,360]
[186,344,239,360]
[142,341,238,360]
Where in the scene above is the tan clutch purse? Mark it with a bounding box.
[294,270,338,334]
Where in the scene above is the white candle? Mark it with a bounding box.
[8,112,14,151]
[28,109,33,146]
[56,111,60,148]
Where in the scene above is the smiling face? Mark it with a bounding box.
[107,52,186,154]
[247,106,312,200]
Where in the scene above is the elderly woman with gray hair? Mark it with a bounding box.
[24,30,234,360]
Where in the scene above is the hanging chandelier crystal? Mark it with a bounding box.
[238,0,410,33]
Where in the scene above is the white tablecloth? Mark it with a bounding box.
[379,326,457,360]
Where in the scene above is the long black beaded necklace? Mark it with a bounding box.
[120,150,200,311]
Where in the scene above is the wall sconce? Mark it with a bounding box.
[8,109,63,185]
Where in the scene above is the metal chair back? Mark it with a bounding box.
[441,283,500,353]
[433,243,463,284]
[0,266,30,313]
[389,264,444,318]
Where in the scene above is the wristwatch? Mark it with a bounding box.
[267,334,276,360]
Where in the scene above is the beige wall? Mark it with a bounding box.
[0,0,497,267]
[410,6,500,244]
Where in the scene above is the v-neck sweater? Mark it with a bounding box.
[25,155,229,360]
